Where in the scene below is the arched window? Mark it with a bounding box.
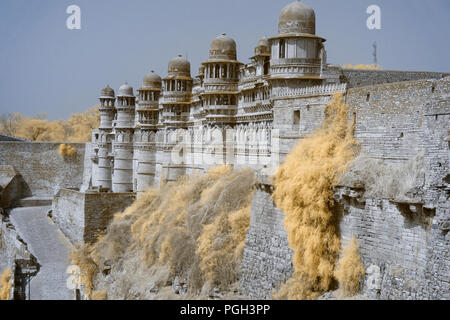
[215,65,220,78]
[279,39,286,59]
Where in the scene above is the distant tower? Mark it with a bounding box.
[156,55,193,183]
[269,1,325,82]
[373,41,378,65]
[201,33,242,127]
[269,1,332,165]
[96,85,116,190]
[134,71,162,193]
[160,55,192,129]
[112,83,135,193]
[252,37,271,77]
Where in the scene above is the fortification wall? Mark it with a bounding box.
[336,188,449,300]
[240,77,450,299]
[52,189,85,244]
[342,69,449,88]
[52,189,135,244]
[83,192,135,244]
[0,142,86,197]
[346,78,448,164]
[241,185,449,300]
[240,185,293,299]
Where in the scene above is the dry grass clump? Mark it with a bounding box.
[272,93,358,299]
[71,166,255,299]
[58,144,78,159]
[70,246,97,299]
[342,64,381,70]
[334,237,365,297]
[340,153,425,200]
[0,268,11,300]
[0,106,99,142]
[91,290,108,300]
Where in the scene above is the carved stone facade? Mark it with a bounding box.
[88,1,449,194]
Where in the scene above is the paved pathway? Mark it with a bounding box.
[9,206,74,300]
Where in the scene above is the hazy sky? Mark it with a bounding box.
[0,0,449,119]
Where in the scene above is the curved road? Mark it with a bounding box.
[9,206,74,300]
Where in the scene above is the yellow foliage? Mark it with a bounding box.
[197,200,252,288]
[0,268,11,300]
[342,64,381,70]
[58,144,77,159]
[70,245,97,299]
[91,290,108,300]
[65,106,100,143]
[334,237,365,297]
[71,166,255,299]
[0,106,99,142]
[272,93,358,299]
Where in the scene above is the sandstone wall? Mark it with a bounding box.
[342,70,449,89]
[336,189,449,300]
[241,186,449,299]
[83,192,135,244]
[240,185,293,299]
[240,77,450,299]
[52,189,86,244]
[52,189,135,244]
[0,142,86,197]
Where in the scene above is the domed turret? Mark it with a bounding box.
[168,55,191,78]
[100,85,115,98]
[278,1,315,35]
[117,82,134,97]
[209,33,237,61]
[142,70,162,89]
[255,36,270,56]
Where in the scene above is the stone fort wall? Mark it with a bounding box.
[240,77,450,299]
[0,142,87,197]
[51,189,135,244]
[342,69,449,89]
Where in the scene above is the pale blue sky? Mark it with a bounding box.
[0,0,449,119]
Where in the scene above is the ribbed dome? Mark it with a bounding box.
[168,55,191,78]
[278,1,315,35]
[142,70,162,88]
[101,85,115,97]
[117,82,134,97]
[209,33,237,61]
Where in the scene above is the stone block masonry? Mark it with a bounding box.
[52,189,135,244]
[241,185,449,300]
[240,185,293,299]
[0,142,86,197]
[342,69,450,89]
[240,77,450,300]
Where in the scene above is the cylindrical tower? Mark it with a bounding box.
[160,55,193,129]
[96,85,116,190]
[135,71,162,192]
[200,33,242,127]
[269,1,325,83]
[269,1,329,167]
[112,82,135,193]
[156,55,193,184]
